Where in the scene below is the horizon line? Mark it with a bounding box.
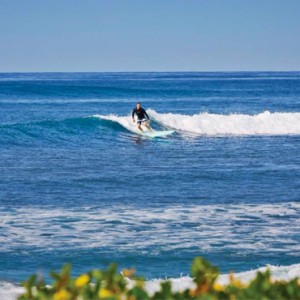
[1,70,300,74]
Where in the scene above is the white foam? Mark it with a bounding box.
[148,109,300,136]
[1,203,299,255]
[0,282,24,300]
[93,110,300,136]
[3,263,300,299]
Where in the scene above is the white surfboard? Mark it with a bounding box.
[137,129,174,138]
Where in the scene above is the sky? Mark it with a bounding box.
[1,0,300,72]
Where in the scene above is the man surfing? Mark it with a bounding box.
[132,102,153,132]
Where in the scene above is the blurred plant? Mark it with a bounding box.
[18,257,300,300]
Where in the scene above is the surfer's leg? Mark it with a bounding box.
[137,122,143,131]
[144,122,153,132]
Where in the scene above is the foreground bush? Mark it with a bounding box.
[19,257,300,300]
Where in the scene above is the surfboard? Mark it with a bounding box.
[138,130,174,138]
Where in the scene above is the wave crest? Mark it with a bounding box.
[148,109,300,136]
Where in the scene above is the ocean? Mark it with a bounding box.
[0,72,300,299]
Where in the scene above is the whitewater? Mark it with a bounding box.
[95,110,300,136]
[0,72,299,298]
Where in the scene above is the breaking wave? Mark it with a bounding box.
[1,110,299,147]
[94,110,300,136]
[147,109,300,136]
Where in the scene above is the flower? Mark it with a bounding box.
[121,268,135,278]
[213,283,225,292]
[229,273,244,289]
[54,289,70,300]
[98,287,114,298]
[75,274,90,288]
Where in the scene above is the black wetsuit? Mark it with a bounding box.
[132,107,150,124]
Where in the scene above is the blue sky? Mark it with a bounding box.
[1,0,300,72]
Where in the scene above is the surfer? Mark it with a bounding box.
[132,102,153,132]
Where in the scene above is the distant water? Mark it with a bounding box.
[0,72,300,298]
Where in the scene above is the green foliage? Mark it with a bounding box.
[18,257,300,300]
[191,257,219,292]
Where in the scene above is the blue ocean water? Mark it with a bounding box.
[0,72,300,288]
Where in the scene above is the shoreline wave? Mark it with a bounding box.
[2,263,300,300]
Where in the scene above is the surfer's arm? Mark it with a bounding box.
[143,109,150,120]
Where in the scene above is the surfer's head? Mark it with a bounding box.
[136,102,141,109]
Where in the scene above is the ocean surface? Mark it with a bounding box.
[0,72,300,298]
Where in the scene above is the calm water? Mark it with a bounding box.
[0,72,300,285]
